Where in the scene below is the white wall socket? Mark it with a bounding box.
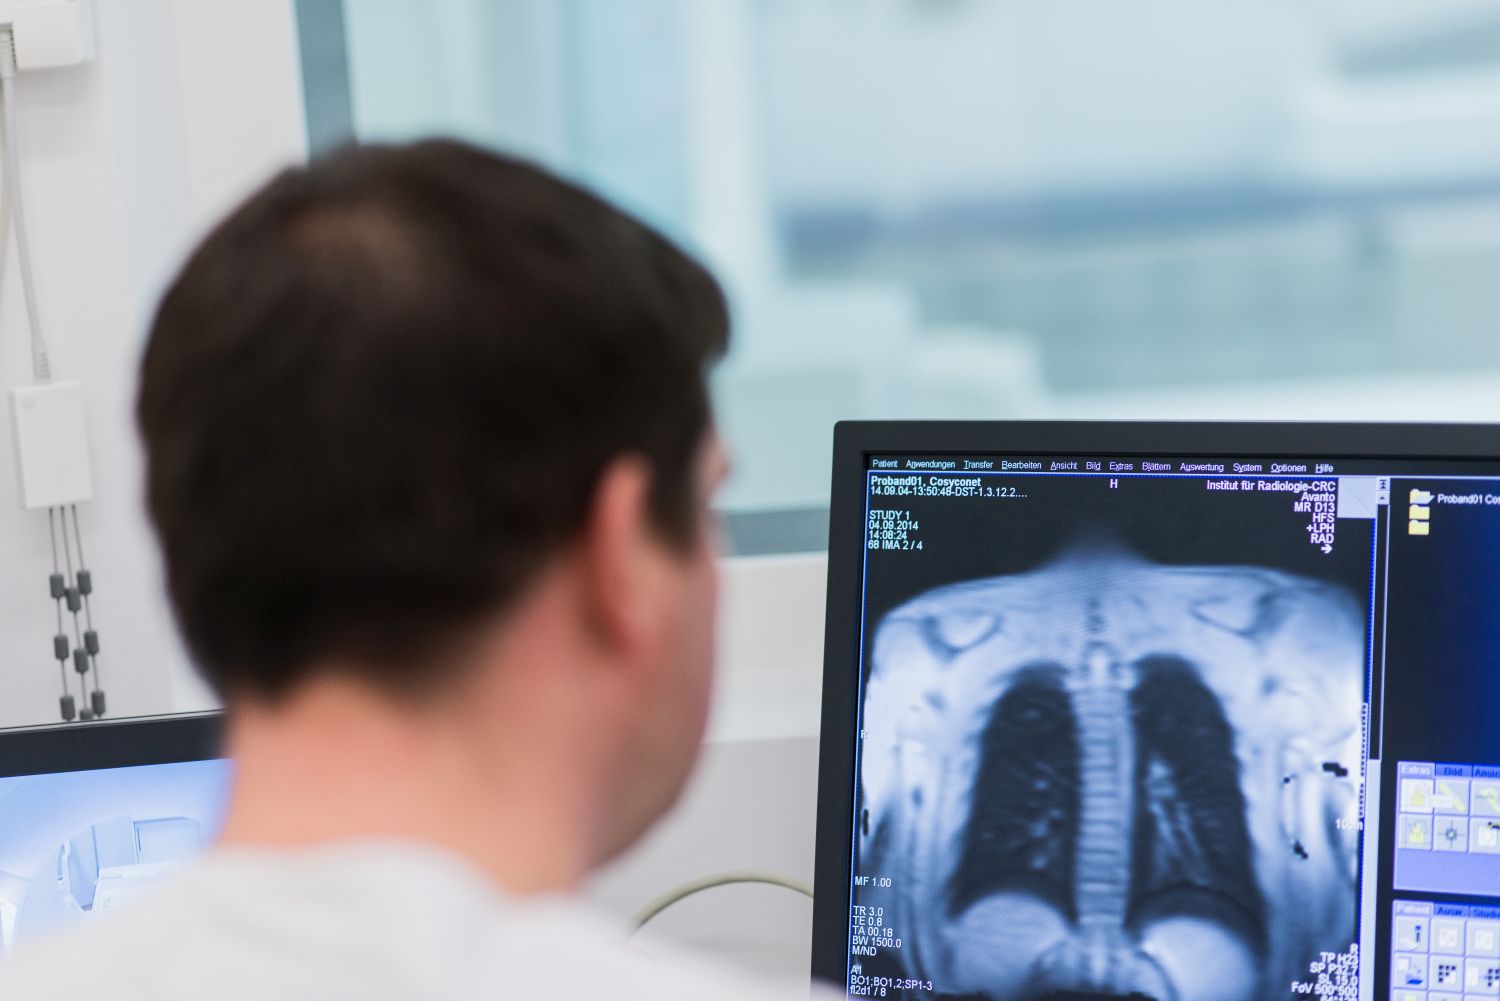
[10,380,94,509]
[0,0,91,70]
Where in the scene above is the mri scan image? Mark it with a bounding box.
[856,546,1366,1001]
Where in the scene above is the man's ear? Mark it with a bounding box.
[577,455,666,658]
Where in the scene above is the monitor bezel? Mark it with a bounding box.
[0,711,223,780]
[811,419,1500,988]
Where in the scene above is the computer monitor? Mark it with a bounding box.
[0,712,225,956]
[811,421,1500,1001]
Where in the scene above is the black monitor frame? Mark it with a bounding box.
[0,712,223,780]
[810,419,1500,988]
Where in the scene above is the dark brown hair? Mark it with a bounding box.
[138,140,728,698]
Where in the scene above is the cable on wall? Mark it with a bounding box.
[1,17,103,723]
[0,24,53,384]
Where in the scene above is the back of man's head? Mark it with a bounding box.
[137,140,729,702]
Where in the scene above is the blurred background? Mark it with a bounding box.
[9,0,1500,708]
[303,0,1500,517]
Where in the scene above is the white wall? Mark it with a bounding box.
[0,0,307,727]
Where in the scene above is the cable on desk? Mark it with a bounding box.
[630,871,813,934]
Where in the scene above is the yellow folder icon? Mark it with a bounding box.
[1410,520,1430,536]
[1410,488,1434,505]
[1410,505,1430,521]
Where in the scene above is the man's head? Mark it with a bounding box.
[138,141,730,867]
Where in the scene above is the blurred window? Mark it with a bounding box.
[298,0,1500,526]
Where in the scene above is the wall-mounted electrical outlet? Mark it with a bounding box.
[9,380,93,509]
[0,0,91,70]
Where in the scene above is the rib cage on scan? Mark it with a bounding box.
[859,546,1364,1001]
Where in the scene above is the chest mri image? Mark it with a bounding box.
[849,472,1371,1001]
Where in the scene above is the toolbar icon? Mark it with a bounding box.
[1475,781,1500,816]
[1397,915,1431,952]
[1404,778,1435,812]
[1435,778,1470,814]
[1474,818,1500,853]
[1437,816,1469,851]
[1402,814,1434,849]
[1436,919,1466,954]
[1395,953,1428,988]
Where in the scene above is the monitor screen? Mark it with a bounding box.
[0,714,225,958]
[811,422,1500,1001]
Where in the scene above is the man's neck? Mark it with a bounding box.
[217,675,599,895]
